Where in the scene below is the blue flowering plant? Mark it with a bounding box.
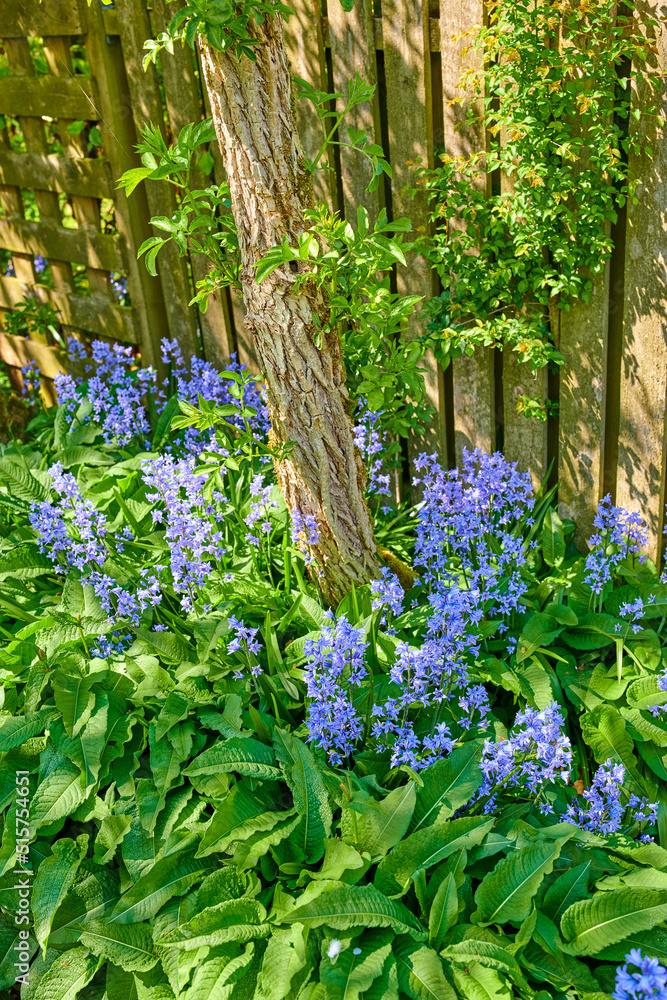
[2,342,667,998]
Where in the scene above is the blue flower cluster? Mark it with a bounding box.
[584,494,648,594]
[477,703,572,811]
[304,612,368,766]
[142,455,226,611]
[565,759,657,841]
[30,463,161,625]
[227,615,262,679]
[291,508,320,565]
[370,567,404,626]
[614,950,667,1000]
[353,408,391,497]
[245,473,277,549]
[55,338,157,446]
[413,448,534,619]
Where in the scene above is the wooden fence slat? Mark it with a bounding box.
[558,263,610,547]
[0,275,138,343]
[0,150,114,200]
[616,0,667,563]
[322,16,442,52]
[0,77,99,121]
[114,0,200,360]
[328,0,383,223]
[0,332,65,380]
[503,352,548,490]
[152,0,237,368]
[2,0,82,37]
[440,0,494,462]
[381,0,444,462]
[83,0,169,368]
[0,216,127,272]
[285,0,335,209]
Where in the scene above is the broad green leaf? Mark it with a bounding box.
[515,613,564,664]
[30,765,85,837]
[310,838,370,885]
[196,781,281,858]
[32,835,88,956]
[362,953,399,1000]
[155,692,191,740]
[472,839,563,926]
[441,940,529,991]
[375,816,493,897]
[273,728,332,862]
[186,943,255,999]
[581,704,641,777]
[284,884,426,940]
[255,926,306,1000]
[596,925,667,962]
[451,963,513,1000]
[111,851,218,923]
[160,898,270,950]
[428,873,458,950]
[409,742,484,833]
[542,509,565,567]
[395,938,456,1000]
[0,547,53,581]
[94,814,132,864]
[561,888,667,955]
[0,711,48,752]
[0,910,37,991]
[150,727,185,802]
[562,613,620,650]
[521,941,601,993]
[320,928,392,1000]
[50,696,110,790]
[342,781,416,862]
[232,811,300,869]
[78,918,158,971]
[542,861,591,924]
[30,947,98,1000]
[51,671,97,738]
[184,737,281,779]
[621,707,667,747]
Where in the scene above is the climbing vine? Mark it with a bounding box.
[419,0,660,384]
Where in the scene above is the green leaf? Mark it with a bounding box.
[515,613,564,663]
[273,728,332,863]
[561,888,667,955]
[441,940,529,991]
[78,918,158,971]
[232,811,300,869]
[94,814,132,864]
[395,939,457,1000]
[375,816,493,897]
[283,884,427,940]
[0,711,48,751]
[30,765,85,837]
[0,547,53,581]
[51,671,96,738]
[111,851,218,923]
[471,839,564,926]
[542,509,565,567]
[196,781,279,857]
[562,613,619,650]
[409,741,484,833]
[32,835,88,956]
[184,737,281,780]
[0,459,49,503]
[255,926,306,1000]
[319,928,392,1000]
[341,782,416,862]
[429,873,458,950]
[542,861,591,924]
[159,899,270,950]
[581,704,640,776]
[30,947,98,1000]
[186,943,256,999]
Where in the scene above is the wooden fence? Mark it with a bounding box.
[1,0,666,563]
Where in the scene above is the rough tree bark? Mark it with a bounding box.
[198,15,380,605]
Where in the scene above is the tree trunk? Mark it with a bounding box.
[199,16,380,605]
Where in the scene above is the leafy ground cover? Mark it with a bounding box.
[1,341,667,999]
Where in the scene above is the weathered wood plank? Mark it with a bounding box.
[503,352,548,490]
[0,77,99,121]
[0,275,138,343]
[616,0,667,562]
[328,0,383,223]
[558,258,610,548]
[153,0,236,365]
[284,0,334,208]
[0,330,66,381]
[0,150,114,200]
[0,215,127,272]
[1,0,82,38]
[441,0,494,462]
[84,1,170,369]
[321,16,442,52]
[381,0,443,461]
[114,0,200,360]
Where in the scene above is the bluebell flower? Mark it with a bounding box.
[371,568,404,621]
[565,759,657,840]
[613,950,667,1000]
[584,495,648,594]
[353,407,391,497]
